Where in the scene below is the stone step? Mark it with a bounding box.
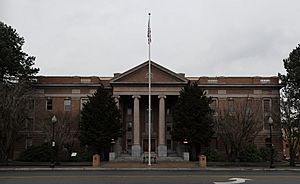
[114,153,184,162]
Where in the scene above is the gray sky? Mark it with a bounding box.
[1,0,300,77]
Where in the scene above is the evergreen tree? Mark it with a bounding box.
[281,44,300,90]
[0,22,38,162]
[0,21,39,83]
[172,82,214,160]
[79,86,121,160]
[279,44,300,167]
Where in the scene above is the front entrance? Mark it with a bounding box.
[143,139,156,152]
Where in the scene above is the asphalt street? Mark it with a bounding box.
[0,170,299,184]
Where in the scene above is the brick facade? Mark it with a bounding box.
[14,61,282,160]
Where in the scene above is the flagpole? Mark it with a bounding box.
[147,12,151,166]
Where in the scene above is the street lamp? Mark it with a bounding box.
[183,139,188,152]
[268,116,275,168]
[111,138,116,152]
[50,115,57,168]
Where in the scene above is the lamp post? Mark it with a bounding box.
[111,138,116,152]
[183,138,189,161]
[183,139,188,152]
[109,138,116,161]
[50,115,57,168]
[268,116,275,168]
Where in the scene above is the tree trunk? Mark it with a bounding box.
[289,148,296,167]
[224,145,232,161]
[191,144,197,161]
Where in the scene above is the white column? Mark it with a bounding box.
[158,95,167,157]
[114,95,120,109]
[132,95,141,157]
[113,95,121,157]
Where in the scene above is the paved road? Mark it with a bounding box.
[0,170,299,184]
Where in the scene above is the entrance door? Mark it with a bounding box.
[143,139,156,152]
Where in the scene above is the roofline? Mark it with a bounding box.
[198,84,282,89]
[110,60,189,83]
[33,84,103,87]
[35,76,278,79]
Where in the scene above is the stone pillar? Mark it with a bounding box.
[158,95,167,157]
[113,96,121,157]
[132,95,141,157]
[114,96,120,109]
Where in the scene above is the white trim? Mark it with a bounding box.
[72,89,81,94]
[80,98,89,111]
[37,94,92,98]
[208,94,279,98]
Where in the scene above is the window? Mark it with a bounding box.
[167,139,172,150]
[46,99,53,110]
[80,98,89,111]
[228,98,234,114]
[166,107,171,116]
[127,139,132,152]
[64,98,71,111]
[210,99,217,111]
[263,99,271,129]
[166,123,172,132]
[246,98,252,114]
[126,106,133,132]
[127,121,132,132]
[127,107,132,115]
[265,137,271,148]
[263,99,271,115]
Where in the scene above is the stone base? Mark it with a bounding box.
[183,152,189,161]
[157,145,167,157]
[109,152,115,161]
[131,145,141,157]
[92,154,100,167]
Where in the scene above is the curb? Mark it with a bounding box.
[1,167,300,172]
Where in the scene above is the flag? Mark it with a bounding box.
[147,13,151,44]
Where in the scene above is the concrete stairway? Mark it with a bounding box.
[114,153,185,162]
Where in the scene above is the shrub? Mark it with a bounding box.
[260,147,277,161]
[19,143,52,162]
[69,147,94,162]
[204,149,225,162]
[239,144,262,162]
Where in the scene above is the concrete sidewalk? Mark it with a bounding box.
[101,161,198,168]
[0,161,300,171]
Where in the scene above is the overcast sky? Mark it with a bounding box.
[1,0,300,77]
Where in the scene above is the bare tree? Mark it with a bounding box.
[0,81,33,162]
[281,86,300,166]
[41,111,79,161]
[215,98,262,161]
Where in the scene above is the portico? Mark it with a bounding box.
[110,61,188,158]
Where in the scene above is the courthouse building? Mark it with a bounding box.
[17,61,283,160]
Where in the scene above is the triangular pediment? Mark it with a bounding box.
[110,61,188,85]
